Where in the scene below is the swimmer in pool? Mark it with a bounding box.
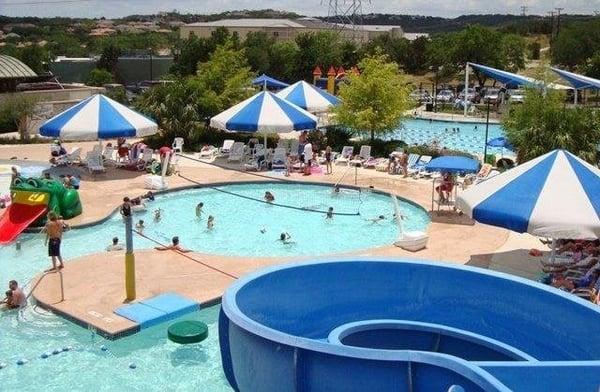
[278,232,295,244]
[326,207,334,220]
[196,202,204,218]
[260,227,266,234]
[332,186,340,196]
[264,191,275,203]
[155,236,191,253]
[367,215,386,224]
[135,219,145,233]
[207,215,214,230]
[154,208,162,222]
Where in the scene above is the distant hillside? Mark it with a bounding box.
[0,10,596,34]
[323,13,598,34]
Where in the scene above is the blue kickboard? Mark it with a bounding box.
[114,293,200,329]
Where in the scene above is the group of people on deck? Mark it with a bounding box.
[541,239,600,304]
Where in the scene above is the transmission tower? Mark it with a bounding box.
[323,0,369,41]
[520,5,528,16]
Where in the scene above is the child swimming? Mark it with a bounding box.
[207,215,214,230]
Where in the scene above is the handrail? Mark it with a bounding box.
[26,269,64,303]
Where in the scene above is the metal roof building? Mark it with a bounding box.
[0,55,40,93]
[180,18,413,43]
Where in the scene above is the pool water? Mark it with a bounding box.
[0,305,230,391]
[394,118,506,155]
[0,182,429,390]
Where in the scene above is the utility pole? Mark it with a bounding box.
[520,5,528,16]
[548,11,556,42]
[555,7,564,35]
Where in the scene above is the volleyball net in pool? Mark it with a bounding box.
[175,155,366,216]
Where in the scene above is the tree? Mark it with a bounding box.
[503,87,600,164]
[86,68,114,86]
[552,19,600,69]
[97,43,121,74]
[333,53,410,142]
[452,25,503,86]
[267,41,299,82]
[135,79,202,142]
[0,94,38,140]
[584,52,600,79]
[500,34,526,72]
[294,32,343,80]
[171,35,212,76]
[191,42,255,117]
[243,31,275,75]
[19,45,49,74]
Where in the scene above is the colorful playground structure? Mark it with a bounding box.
[220,259,600,392]
[0,176,82,244]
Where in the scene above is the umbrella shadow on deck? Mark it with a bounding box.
[466,248,543,280]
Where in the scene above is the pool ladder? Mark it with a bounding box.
[25,270,65,304]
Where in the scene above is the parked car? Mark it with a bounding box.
[409,89,432,103]
[436,89,455,103]
[458,88,477,103]
[482,88,501,104]
[507,89,525,104]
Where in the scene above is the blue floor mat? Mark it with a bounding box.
[114,293,200,329]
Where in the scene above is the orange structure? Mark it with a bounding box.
[312,66,322,85]
[326,66,336,93]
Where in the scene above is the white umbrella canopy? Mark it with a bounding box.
[39,94,158,141]
[456,149,600,240]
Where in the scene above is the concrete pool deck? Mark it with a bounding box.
[0,141,544,337]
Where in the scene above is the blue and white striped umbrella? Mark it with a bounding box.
[39,94,158,141]
[456,150,600,239]
[276,81,340,113]
[210,91,317,133]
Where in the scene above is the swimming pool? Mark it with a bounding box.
[0,182,429,390]
[394,118,507,156]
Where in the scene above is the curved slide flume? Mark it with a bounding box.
[0,203,47,244]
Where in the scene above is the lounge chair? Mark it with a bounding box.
[289,140,300,157]
[218,140,235,157]
[363,157,384,169]
[55,147,82,166]
[136,148,154,171]
[335,146,354,166]
[86,154,105,174]
[375,159,389,172]
[227,142,245,162]
[350,145,371,167]
[271,148,287,170]
[199,145,218,159]
[171,137,184,153]
[102,145,119,166]
[409,155,432,177]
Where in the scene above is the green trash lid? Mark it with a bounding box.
[168,320,208,344]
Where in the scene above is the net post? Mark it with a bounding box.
[124,212,136,301]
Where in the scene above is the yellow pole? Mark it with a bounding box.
[124,210,136,301]
[327,66,336,94]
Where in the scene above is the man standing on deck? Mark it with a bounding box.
[42,212,69,270]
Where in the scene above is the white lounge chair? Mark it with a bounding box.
[227,142,245,162]
[136,148,154,170]
[289,140,300,157]
[335,146,354,166]
[55,147,82,166]
[350,145,371,167]
[271,148,287,170]
[218,140,235,157]
[86,154,105,174]
[199,145,218,159]
[171,137,184,153]
[409,155,432,177]
[102,145,119,166]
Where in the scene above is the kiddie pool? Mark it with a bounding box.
[219,258,600,392]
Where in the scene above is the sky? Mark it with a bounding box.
[0,0,599,18]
